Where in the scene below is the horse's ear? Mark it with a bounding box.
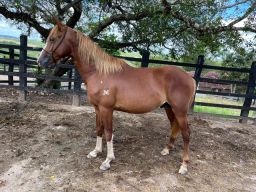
[52,17,64,31]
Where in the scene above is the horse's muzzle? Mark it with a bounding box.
[37,52,55,68]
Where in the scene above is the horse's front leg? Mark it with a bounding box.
[87,108,103,158]
[99,107,115,171]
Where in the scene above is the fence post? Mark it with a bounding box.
[239,61,256,123]
[140,50,150,68]
[191,55,204,110]
[8,48,14,85]
[68,68,73,90]
[18,35,28,102]
[72,69,82,106]
[194,55,204,87]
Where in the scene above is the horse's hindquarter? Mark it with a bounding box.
[113,66,193,114]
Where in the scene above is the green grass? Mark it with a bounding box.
[195,95,243,106]
[0,37,43,59]
[194,105,241,116]
[0,37,43,47]
[194,95,256,118]
[120,52,141,58]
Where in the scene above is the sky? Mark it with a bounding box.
[0,18,40,39]
[0,21,23,37]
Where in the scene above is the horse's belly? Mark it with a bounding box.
[114,91,164,114]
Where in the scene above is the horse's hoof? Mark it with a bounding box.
[100,162,110,171]
[87,150,97,159]
[178,164,188,175]
[161,147,170,156]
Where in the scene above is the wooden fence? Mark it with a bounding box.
[0,35,256,123]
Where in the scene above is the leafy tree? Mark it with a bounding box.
[221,50,253,81]
[221,49,254,93]
[0,0,255,56]
[0,0,256,87]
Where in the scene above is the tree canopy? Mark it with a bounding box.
[0,0,256,59]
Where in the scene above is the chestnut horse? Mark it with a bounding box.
[37,21,196,174]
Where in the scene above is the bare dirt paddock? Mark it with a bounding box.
[0,92,256,192]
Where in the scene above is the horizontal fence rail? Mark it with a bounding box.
[0,35,255,122]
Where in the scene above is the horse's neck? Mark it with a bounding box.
[72,55,97,84]
[72,39,131,83]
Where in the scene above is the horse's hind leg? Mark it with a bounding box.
[161,107,180,156]
[175,114,191,175]
[87,107,103,158]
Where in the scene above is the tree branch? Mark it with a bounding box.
[160,0,256,34]
[65,0,82,28]
[161,0,204,31]
[61,0,82,13]
[226,1,256,27]
[0,6,49,38]
[214,26,256,33]
[55,0,62,15]
[93,38,163,49]
[220,0,250,9]
[88,11,155,38]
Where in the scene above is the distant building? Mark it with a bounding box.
[189,71,232,93]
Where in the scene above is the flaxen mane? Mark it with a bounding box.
[76,31,125,75]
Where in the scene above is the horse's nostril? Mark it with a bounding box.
[38,59,49,68]
[38,57,43,65]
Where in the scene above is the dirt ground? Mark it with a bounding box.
[0,89,256,192]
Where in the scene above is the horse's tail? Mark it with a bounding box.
[189,78,197,108]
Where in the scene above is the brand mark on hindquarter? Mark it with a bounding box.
[103,89,110,96]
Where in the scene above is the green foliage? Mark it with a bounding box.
[80,0,255,59]
[99,34,121,55]
[1,0,256,61]
[221,50,253,82]
[33,67,44,87]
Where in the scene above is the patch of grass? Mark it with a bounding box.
[0,37,43,47]
[194,105,241,116]
[194,95,256,118]
[119,52,141,67]
[0,37,43,59]
[0,38,19,45]
[27,39,44,47]
[120,52,141,58]
[195,95,243,106]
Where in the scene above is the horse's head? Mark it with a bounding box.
[37,19,72,68]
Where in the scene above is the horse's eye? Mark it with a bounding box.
[50,37,55,42]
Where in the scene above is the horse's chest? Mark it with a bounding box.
[87,87,115,106]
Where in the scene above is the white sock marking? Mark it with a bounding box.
[87,136,102,158]
[178,163,188,175]
[100,135,115,170]
[161,147,170,156]
[95,136,102,152]
[106,137,115,159]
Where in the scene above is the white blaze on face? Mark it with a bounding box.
[37,44,47,63]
